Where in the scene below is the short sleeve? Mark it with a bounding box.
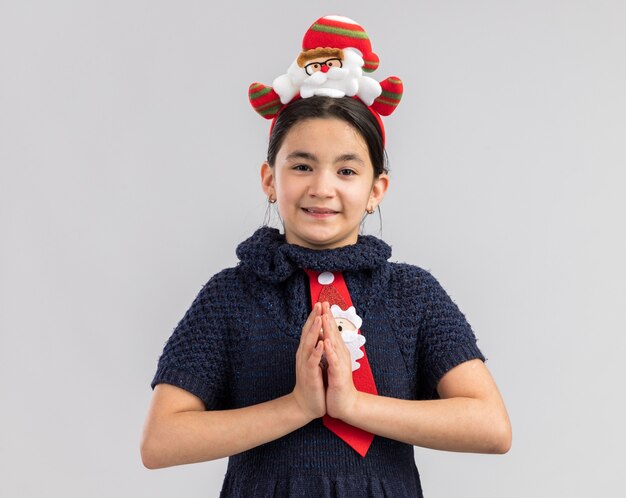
[415,269,486,399]
[150,275,229,410]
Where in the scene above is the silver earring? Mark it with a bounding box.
[367,206,375,214]
[269,197,276,204]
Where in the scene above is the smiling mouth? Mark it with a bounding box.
[302,207,339,217]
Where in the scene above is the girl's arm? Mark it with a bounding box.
[321,306,512,454]
[141,385,309,469]
[141,304,327,469]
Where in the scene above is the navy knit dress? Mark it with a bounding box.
[151,227,486,497]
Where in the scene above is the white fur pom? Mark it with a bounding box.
[325,15,358,25]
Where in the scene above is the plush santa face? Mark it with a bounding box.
[287,47,364,98]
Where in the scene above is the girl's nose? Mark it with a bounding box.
[308,171,334,197]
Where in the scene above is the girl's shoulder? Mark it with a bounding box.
[387,261,445,294]
[190,265,244,304]
[384,261,464,314]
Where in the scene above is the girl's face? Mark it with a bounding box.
[261,118,388,250]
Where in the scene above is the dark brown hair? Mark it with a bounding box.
[266,96,388,177]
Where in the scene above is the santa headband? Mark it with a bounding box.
[248,15,403,144]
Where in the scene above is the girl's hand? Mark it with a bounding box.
[292,302,326,421]
[321,302,359,421]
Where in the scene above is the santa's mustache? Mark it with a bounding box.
[304,66,349,85]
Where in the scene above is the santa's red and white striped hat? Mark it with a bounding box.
[301,15,380,73]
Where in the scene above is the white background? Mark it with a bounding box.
[1,1,625,497]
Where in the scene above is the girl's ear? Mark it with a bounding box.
[369,173,389,210]
[260,161,275,198]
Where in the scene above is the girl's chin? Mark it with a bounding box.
[285,230,359,250]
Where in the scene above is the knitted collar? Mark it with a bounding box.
[236,227,392,283]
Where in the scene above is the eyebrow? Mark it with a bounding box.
[286,151,318,162]
[285,151,365,165]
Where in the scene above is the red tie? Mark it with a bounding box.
[304,269,377,457]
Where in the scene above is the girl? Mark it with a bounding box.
[141,16,511,498]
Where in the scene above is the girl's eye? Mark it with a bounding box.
[339,168,356,176]
[293,164,311,171]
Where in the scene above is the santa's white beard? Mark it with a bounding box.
[305,66,349,85]
[300,66,358,98]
